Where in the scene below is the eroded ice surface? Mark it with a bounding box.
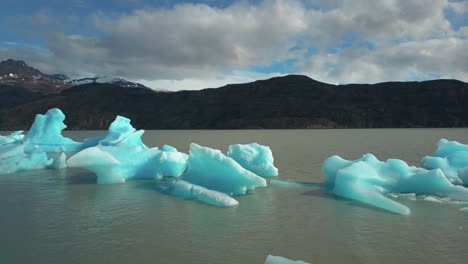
[183,143,267,195]
[323,154,468,215]
[421,138,468,185]
[227,143,278,177]
[23,108,82,152]
[0,131,24,145]
[67,116,188,183]
[265,255,311,264]
[0,144,51,174]
[156,179,239,207]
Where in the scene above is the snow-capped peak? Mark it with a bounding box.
[66,76,147,89]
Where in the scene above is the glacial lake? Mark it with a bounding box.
[1,129,468,264]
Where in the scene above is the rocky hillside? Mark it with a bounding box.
[0,59,71,94]
[1,75,467,130]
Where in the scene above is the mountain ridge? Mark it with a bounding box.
[0,59,150,94]
[1,73,467,130]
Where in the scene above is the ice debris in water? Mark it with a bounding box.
[322,154,468,215]
[68,116,188,184]
[227,143,278,177]
[156,179,239,207]
[183,143,267,195]
[421,138,468,185]
[265,255,311,264]
[270,179,321,189]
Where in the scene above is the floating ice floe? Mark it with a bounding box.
[0,108,276,207]
[182,143,267,195]
[421,138,468,185]
[227,143,278,177]
[264,255,311,264]
[321,154,468,215]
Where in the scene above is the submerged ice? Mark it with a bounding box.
[264,255,311,264]
[156,179,239,207]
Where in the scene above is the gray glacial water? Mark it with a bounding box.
[1,129,468,264]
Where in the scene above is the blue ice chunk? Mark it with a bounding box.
[156,179,239,207]
[67,116,188,183]
[182,143,267,195]
[154,146,188,179]
[265,255,311,264]
[47,151,67,169]
[0,131,24,145]
[23,108,82,152]
[162,145,177,152]
[0,144,52,174]
[323,154,468,215]
[0,143,25,160]
[67,147,124,184]
[98,116,139,146]
[227,143,278,177]
[421,138,468,185]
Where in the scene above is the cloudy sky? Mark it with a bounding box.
[1,0,467,90]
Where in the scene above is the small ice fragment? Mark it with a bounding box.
[156,179,239,207]
[423,196,442,203]
[265,255,311,264]
[459,207,468,212]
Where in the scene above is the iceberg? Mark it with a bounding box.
[183,143,267,195]
[421,138,468,185]
[23,108,83,152]
[67,115,188,183]
[322,154,468,215]
[227,143,278,177]
[265,255,311,264]
[156,179,239,207]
